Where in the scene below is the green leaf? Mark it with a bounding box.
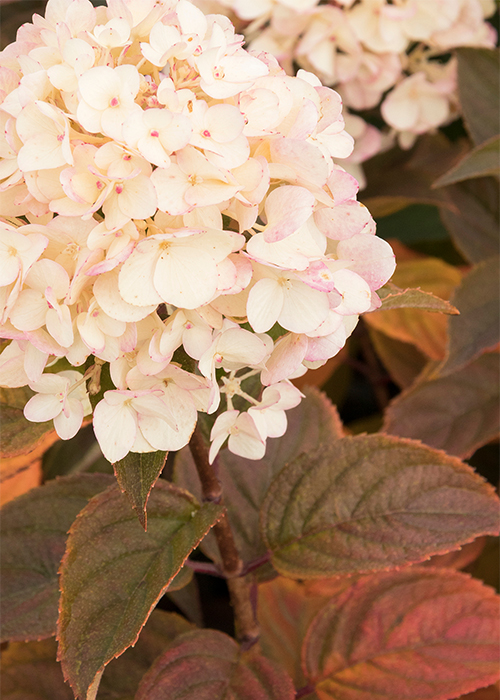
[113,450,168,530]
[384,353,499,459]
[1,473,114,642]
[377,283,459,313]
[1,639,74,700]
[302,568,500,700]
[57,482,224,700]
[260,435,500,579]
[97,610,193,700]
[440,257,500,375]
[434,135,500,188]
[135,629,296,700]
[173,388,344,566]
[457,48,500,146]
[0,386,55,459]
[440,177,499,264]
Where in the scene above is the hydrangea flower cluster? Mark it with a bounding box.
[0,0,395,464]
[194,0,497,182]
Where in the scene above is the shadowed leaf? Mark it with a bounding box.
[135,629,295,700]
[303,568,500,700]
[457,48,500,146]
[57,481,223,700]
[365,258,462,360]
[113,450,168,530]
[97,610,194,700]
[378,283,459,313]
[434,136,500,188]
[0,386,55,459]
[440,177,499,264]
[361,134,467,217]
[174,388,344,566]
[384,353,499,458]
[423,537,487,572]
[368,327,428,389]
[1,473,114,642]
[260,435,500,578]
[441,257,500,375]
[1,639,74,700]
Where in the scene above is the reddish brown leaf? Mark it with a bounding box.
[384,353,500,458]
[423,537,487,572]
[377,284,459,314]
[303,568,500,700]
[454,683,500,700]
[365,258,462,360]
[57,482,224,699]
[135,629,295,700]
[1,473,114,643]
[97,610,193,700]
[457,48,500,147]
[260,435,500,578]
[258,576,354,688]
[174,387,344,566]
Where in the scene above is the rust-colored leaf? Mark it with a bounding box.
[57,482,223,699]
[260,435,500,579]
[303,568,500,700]
[433,136,500,188]
[377,283,459,314]
[135,629,295,700]
[97,610,193,700]
[365,258,462,360]
[258,576,354,688]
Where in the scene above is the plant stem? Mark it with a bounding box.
[188,426,259,646]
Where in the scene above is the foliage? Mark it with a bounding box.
[0,2,499,700]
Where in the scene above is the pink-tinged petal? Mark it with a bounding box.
[296,261,337,292]
[264,186,315,243]
[205,104,245,143]
[326,167,359,203]
[77,313,106,353]
[381,93,420,132]
[305,323,347,362]
[337,233,396,290]
[18,137,67,173]
[94,271,157,323]
[153,245,217,309]
[270,138,329,187]
[116,175,157,221]
[261,333,308,385]
[228,413,266,460]
[0,341,29,387]
[26,259,70,299]
[209,409,239,463]
[331,268,372,315]
[247,278,283,333]
[119,242,163,307]
[54,398,84,440]
[0,254,21,287]
[151,164,191,215]
[24,342,48,384]
[93,396,137,463]
[9,289,47,331]
[46,305,74,348]
[76,101,105,134]
[78,66,120,111]
[217,327,269,369]
[314,201,373,240]
[24,392,62,422]
[280,281,329,334]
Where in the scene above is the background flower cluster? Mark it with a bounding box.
[192,0,497,185]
